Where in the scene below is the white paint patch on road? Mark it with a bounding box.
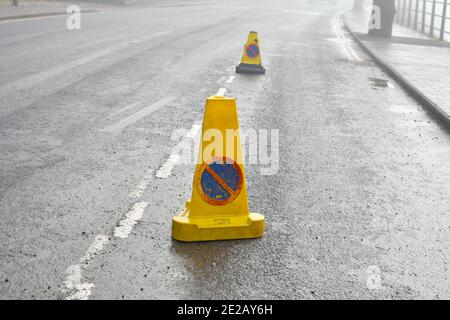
[111,101,141,117]
[102,97,176,134]
[64,265,95,301]
[155,154,180,179]
[215,88,227,96]
[217,76,228,84]
[217,75,235,85]
[185,123,202,139]
[332,12,363,63]
[114,202,148,239]
[80,234,110,265]
[63,234,109,300]
[129,169,154,198]
[225,76,236,84]
[155,122,201,179]
[63,201,149,299]
[0,31,171,94]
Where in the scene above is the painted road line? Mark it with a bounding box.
[155,154,180,179]
[332,12,362,63]
[0,31,171,94]
[63,168,156,299]
[114,202,149,239]
[225,75,236,84]
[217,76,228,84]
[64,234,109,300]
[64,265,95,300]
[216,88,227,96]
[155,122,201,179]
[129,169,154,199]
[110,101,141,117]
[63,202,149,299]
[102,97,176,134]
[217,75,235,85]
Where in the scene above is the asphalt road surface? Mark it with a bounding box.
[1,0,450,300]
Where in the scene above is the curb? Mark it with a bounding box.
[343,13,450,127]
[0,9,98,22]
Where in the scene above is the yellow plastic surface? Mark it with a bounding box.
[240,31,263,66]
[172,96,265,242]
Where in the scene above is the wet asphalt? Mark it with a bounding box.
[1,0,449,299]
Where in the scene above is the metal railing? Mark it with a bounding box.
[395,0,450,41]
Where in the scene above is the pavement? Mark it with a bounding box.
[344,9,450,125]
[1,0,450,300]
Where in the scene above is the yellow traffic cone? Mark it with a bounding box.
[236,31,266,75]
[172,96,265,242]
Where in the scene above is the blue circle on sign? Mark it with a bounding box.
[246,44,260,58]
[199,158,243,205]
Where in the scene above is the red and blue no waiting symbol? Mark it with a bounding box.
[246,44,260,58]
[198,157,243,206]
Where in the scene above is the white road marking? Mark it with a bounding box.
[63,68,227,299]
[155,122,201,179]
[111,101,141,117]
[217,76,228,84]
[102,97,176,134]
[114,202,149,239]
[0,31,171,94]
[185,123,202,139]
[63,234,109,300]
[215,88,227,96]
[155,154,180,179]
[80,234,110,265]
[64,265,95,300]
[63,200,149,299]
[217,75,235,84]
[225,76,236,84]
[332,12,362,63]
[129,169,154,198]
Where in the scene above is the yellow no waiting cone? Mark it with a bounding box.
[236,31,266,75]
[172,95,265,242]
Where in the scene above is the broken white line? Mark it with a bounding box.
[102,97,176,134]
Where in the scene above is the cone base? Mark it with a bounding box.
[235,63,266,75]
[172,204,265,242]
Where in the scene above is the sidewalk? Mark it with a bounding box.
[344,10,450,126]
